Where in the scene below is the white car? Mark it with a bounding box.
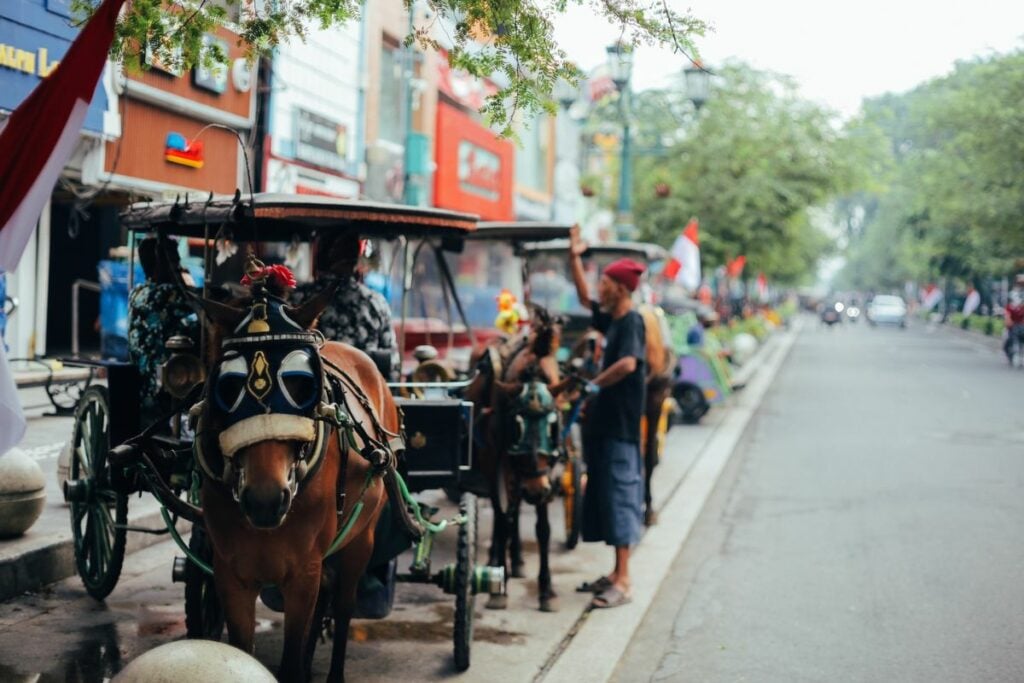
[867,295,907,327]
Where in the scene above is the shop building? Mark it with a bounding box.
[0,0,115,360]
[432,55,514,220]
[1,1,257,357]
[262,19,364,200]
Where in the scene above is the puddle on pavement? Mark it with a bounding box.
[349,604,525,645]
[0,622,126,683]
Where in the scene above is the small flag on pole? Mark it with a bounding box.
[663,218,701,291]
[726,255,746,279]
[0,0,127,455]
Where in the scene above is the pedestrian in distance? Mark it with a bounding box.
[567,225,647,609]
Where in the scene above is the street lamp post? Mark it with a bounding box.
[683,61,711,111]
[607,42,634,240]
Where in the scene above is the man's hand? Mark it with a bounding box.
[569,224,588,257]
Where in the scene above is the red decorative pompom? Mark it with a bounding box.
[242,264,297,290]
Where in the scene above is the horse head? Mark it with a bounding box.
[498,304,566,505]
[193,276,338,529]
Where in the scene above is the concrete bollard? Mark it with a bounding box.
[0,449,47,538]
[112,641,276,682]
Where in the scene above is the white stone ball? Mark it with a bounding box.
[731,333,759,365]
[113,640,276,683]
[0,449,47,538]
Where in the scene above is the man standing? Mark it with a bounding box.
[569,225,647,609]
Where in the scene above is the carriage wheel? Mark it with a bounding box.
[67,386,128,600]
[674,383,708,424]
[562,424,584,550]
[185,527,225,640]
[453,492,478,672]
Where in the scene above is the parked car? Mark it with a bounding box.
[867,295,907,327]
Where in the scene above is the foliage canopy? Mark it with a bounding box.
[837,49,1024,291]
[72,0,707,136]
[607,63,859,284]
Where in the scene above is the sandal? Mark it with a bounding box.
[591,585,632,609]
[576,576,613,593]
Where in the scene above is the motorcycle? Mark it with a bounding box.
[1005,325,1024,368]
[821,303,842,327]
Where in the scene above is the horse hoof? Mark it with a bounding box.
[511,563,527,579]
[539,596,559,613]
[486,594,508,610]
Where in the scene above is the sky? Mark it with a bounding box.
[552,0,1024,119]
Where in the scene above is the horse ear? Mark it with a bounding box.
[192,295,247,332]
[283,279,340,330]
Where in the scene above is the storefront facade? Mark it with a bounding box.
[263,21,363,200]
[0,0,116,359]
[433,56,514,220]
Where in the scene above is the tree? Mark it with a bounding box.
[72,0,707,135]
[626,63,856,283]
[837,49,1024,292]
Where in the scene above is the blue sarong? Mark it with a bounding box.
[581,437,644,547]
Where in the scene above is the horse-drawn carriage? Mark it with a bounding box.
[61,193,505,678]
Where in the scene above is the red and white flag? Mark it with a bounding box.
[663,218,700,291]
[756,272,768,301]
[726,255,746,279]
[921,284,943,311]
[962,288,980,316]
[0,0,126,455]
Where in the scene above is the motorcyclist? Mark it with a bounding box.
[1004,275,1024,363]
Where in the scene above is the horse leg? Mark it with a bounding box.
[643,398,660,526]
[508,492,526,579]
[214,567,259,655]
[536,502,557,612]
[302,587,332,681]
[487,479,506,569]
[486,480,509,610]
[278,564,323,683]
[326,532,374,682]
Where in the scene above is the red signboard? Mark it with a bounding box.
[434,102,514,220]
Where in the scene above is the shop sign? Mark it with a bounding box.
[0,42,60,78]
[294,108,347,173]
[0,11,107,134]
[192,35,229,94]
[434,102,513,220]
[165,132,204,168]
[458,141,500,201]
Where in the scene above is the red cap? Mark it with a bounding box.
[603,258,646,292]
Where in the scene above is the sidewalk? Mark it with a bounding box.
[0,383,186,602]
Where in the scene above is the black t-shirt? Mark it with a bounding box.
[587,301,646,443]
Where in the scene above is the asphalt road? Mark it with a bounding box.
[612,319,1024,682]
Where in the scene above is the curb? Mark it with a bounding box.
[0,502,189,602]
[540,321,801,683]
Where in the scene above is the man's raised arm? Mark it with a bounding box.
[569,224,591,310]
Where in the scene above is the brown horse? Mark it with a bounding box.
[194,288,398,682]
[573,303,676,525]
[465,306,572,612]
